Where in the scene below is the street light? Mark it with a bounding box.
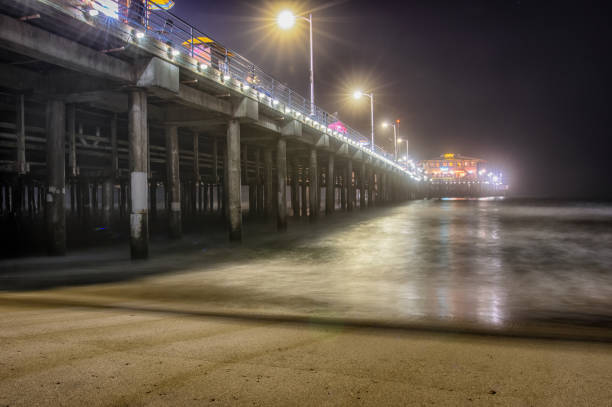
[353,90,375,151]
[382,119,400,162]
[277,10,315,116]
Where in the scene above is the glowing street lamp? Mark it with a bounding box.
[382,119,400,162]
[277,10,315,116]
[353,90,375,151]
[277,10,296,29]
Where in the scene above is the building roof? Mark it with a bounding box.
[422,153,486,162]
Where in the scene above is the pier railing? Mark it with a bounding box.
[51,0,420,180]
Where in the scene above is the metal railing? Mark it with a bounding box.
[65,0,418,179]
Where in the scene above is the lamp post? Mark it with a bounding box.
[277,10,315,116]
[382,119,401,162]
[353,90,375,152]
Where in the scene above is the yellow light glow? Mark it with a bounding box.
[277,10,296,30]
[353,90,363,99]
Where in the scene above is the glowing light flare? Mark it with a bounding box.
[277,10,296,30]
[353,90,363,99]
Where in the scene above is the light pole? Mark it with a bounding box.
[353,90,375,152]
[382,119,401,162]
[277,10,315,116]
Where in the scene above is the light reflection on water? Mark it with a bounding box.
[212,199,612,329]
[49,198,612,332]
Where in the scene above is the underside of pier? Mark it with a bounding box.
[0,0,419,258]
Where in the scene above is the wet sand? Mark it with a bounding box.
[1,295,612,407]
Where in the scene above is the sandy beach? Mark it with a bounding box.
[1,281,612,406]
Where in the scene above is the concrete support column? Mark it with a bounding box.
[222,143,229,219]
[264,149,273,219]
[193,132,200,213]
[384,173,389,203]
[201,179,207,214]
[14,95,27,239]
[347,159,354,211]
[379,172,383,204]
[102,178,113,228]
[326,153,334,215]
[250,148,259,216]
[360,162,366,209]
[372,171,377,206]
[373,171,378,206]
[276,138,287,231]
[102,114,118,229]
[45,99,66,256]
[67,105,77,211]
[309,148,318,220]
[165,125,181,238]
[387,173,391,202]
[247,148,256,218]
[340,167,347,211]
[367,168,373,208]
[291,160,299,217]
[301,169,307,217]
[212,138,220,212]
[16,94,27,175]
[256,149,263,216]
[128,90,149,259]
[226,120,242,241]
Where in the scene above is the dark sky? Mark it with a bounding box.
[172,0,611,198]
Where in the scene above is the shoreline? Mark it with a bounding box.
[2,289,612,344]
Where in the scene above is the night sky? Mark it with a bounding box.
[172,1,611,198]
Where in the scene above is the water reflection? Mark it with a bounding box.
[21,199,610,332]
[214,198,612,330]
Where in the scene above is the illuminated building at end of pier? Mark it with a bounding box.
[419,153,506,186]
[420,153,485,180]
